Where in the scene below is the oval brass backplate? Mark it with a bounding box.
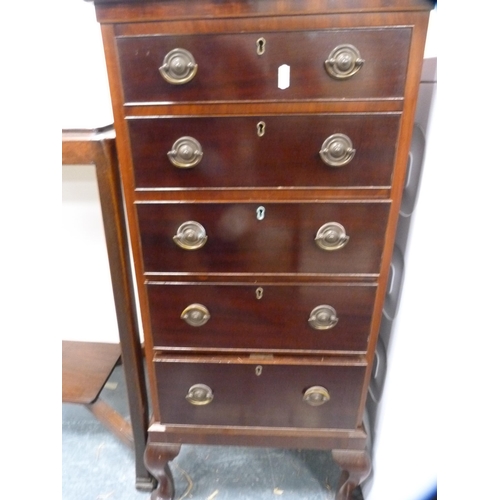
[324,44,364,80]
[173,221,208,250]
[308,305,339,330]
[159,48,198,84]
[303,386,331,406]
[315,222,349,251]
[168,136,203,169]
[186,384,214,405]
[319,134,355,167]
[181,303,210,326]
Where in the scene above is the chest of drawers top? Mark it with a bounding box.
[95,0,432,108]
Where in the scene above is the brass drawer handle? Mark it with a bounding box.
[173,221,208,250]
[308,305,338,330]
[159,48,198,85]
[181,303,211,327]
[168,136,203,169]
[315,222,349,251]
[324,44,364,80]
[303,386,331,406]
[319,134,356,167]
[186,384,214,405]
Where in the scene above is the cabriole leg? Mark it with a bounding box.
[144,441,181,500]
[331,449,371,500]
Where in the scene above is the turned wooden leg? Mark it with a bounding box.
[144,442,181,500]
[331,449,371,500]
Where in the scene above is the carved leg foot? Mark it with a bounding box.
[144,441,181,500]
[331,449,371,500]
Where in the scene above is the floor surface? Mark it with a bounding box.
[62,364,364,500]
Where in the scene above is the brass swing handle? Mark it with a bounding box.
[319,133,356,167]
[181,304,211,327]
[308,305,339,330]
[303,386,331,406]
[168,136,203,169]
[324,44,364,79]
[173,221,208,250]
[315,222,349,251]
[186,384,214,405]
[185,383,329,407]
[159,48,198,85]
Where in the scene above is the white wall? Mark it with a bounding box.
[61,0,117,342]
[364,75,438,500]
[363,11,438,500]
[61,1,113,129]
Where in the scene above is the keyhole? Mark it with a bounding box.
[256,37,266,55]
[256,206,265,220]
[255,365,263,376]
[256,287,264,300]
[257,121,266,137]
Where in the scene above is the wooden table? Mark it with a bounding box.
[62,340,134,447]
[62,125,153,491]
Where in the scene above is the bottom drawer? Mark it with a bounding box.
[155,357,366,430]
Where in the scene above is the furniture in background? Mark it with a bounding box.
[62,126,153,491]
[88,1,433,498]
[62,340,132,446]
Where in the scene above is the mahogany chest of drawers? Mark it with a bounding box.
[91,1,432,498]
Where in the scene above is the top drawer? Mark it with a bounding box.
[117,28,411,104]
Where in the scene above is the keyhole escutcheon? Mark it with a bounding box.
[256,37,266,55]
[257,121,266,137]
[256,287,264,300]
[256,206,265,220]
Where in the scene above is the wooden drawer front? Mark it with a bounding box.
[155,359,365,429]
[137,202,389,275]
[147,283,376,353]
[128,114,400,189]
[117,28,411,104]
